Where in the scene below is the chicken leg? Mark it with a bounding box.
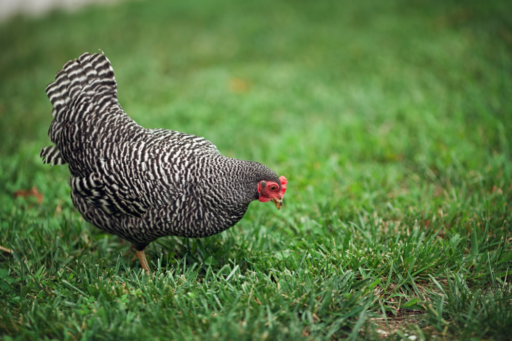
[135,249,151,274]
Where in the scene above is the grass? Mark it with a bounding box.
[1,0,511,339]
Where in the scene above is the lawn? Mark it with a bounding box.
[1,0,511,339]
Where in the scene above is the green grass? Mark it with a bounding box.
[1,0,512,339]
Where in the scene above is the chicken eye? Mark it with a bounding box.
[269,185,276,191]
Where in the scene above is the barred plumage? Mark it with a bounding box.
[42,52,286,270]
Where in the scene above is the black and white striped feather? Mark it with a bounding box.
[41,52,280,249]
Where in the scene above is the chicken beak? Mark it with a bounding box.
[271,197,282,210]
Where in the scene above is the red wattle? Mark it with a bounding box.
[258,196,271,203]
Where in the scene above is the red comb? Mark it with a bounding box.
[279,176,287,196]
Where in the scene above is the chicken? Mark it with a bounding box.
[41,52,287,273]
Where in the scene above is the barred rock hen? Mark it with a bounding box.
[41,52,287,272]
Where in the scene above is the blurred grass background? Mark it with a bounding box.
[1,0,511,340]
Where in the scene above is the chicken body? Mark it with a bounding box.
[41,52,285,267]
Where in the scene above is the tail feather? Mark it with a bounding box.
[40,146,67,165]
[45,51,117,123]
[42,51,123,167]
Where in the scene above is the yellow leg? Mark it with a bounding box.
[135,249,151,274]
